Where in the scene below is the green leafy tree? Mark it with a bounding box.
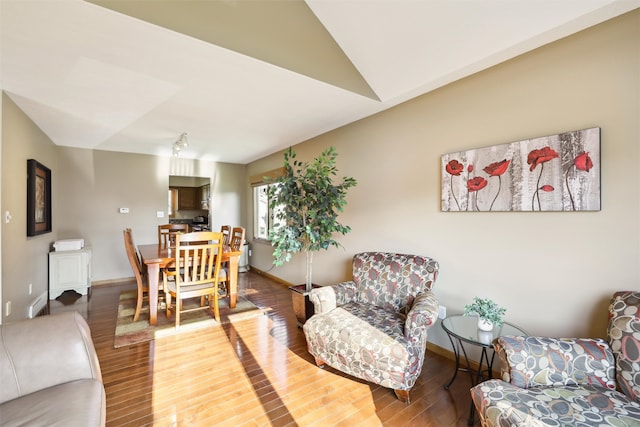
[268,146,357,292]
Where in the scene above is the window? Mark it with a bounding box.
[251,168,284,241]
[253,183,284,241]
[253,184,270,240]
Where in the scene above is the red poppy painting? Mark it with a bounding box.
[441,127,600,211]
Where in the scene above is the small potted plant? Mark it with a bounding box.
[463,297,506,331]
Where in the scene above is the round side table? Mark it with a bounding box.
[441,315,528,425]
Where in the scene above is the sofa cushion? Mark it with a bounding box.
[0,311,102,404]
[472,379,640,426]
[0,379,106,427]
[495,336,616,390]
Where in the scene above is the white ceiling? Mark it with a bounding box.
[1,0,638,164]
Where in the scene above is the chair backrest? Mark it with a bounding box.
[352,252,439,312]
[220,225,231,246]
[158,223,189,247]
[229,227,245,251]
[123,228,144,283]
[174,231,224,287]
[608,291,640,402]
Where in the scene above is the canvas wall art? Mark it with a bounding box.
[441,127,600,212]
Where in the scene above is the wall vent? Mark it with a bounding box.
[28,292,48,319]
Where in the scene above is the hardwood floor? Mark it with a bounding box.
[54,271,480,426]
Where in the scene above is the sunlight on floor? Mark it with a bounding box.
[150,325,264,425]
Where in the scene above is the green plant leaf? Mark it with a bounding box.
[267,146,357,285]
[463,297,507,326]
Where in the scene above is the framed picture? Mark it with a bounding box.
[441,127,601,212]
[27,159,52,236]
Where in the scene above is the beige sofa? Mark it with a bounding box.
[0,311,105,426]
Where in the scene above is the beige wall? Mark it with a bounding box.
[1,100,246,321]
[247,10,640,347]
[1,93,59,322]
[55,148,246,282]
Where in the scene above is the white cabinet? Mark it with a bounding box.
[49,248,92,299]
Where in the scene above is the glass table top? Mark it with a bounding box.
[441,315,528,347]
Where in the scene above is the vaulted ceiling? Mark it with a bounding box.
[1,0,637,164]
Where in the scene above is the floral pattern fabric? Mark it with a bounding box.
[608,291,640,402]
[472,382,640,427]
[352,252,438,312]
[471,291,640,426]
[494,337,616,390]
[303,252,439,393]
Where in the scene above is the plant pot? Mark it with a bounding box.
[289,284,321,328]
[477,331,494,345]
[477,318,494,332]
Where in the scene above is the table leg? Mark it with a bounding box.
[147,263,160,326]
[467,347,497,425]
[228,255,238,308]
[444,332,461,389]
[443,334,494,425]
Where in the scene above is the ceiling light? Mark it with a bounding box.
[172,132,189,157]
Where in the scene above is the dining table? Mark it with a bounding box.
[137,243,242,325]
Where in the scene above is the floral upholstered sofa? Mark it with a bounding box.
[471,291,640,426]
[302,252,439,403]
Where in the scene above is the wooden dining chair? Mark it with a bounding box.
[123,228,148,322]
[158,223,190,247]
[163,231,225,329]
[218,226,245,297]
[229,227,245,252]
[220,225,231,247]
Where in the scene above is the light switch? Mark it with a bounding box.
[119,207,129,214]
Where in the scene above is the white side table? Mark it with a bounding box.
[48,248,92,299]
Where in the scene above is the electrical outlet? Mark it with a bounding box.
[5,301,11,317]
[248,249,252,257]
[438,305,447,319]
[157,211,165,218]
[119,207,129,214]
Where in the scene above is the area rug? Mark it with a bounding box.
[114,290,265,348]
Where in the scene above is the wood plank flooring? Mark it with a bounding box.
[53,271,480,426]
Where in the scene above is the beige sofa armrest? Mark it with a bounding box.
[308,281,358,314]
[404,291,439,340]
[0,311,103,404]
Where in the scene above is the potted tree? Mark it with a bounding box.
[268,146,357,326]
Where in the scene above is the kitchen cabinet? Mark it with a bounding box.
[49,248,92,299]
[171,186,199,210]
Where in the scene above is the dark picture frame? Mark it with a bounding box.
[27,159,52,236]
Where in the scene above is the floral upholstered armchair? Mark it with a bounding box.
[471,291,640,426]
[302,252,439,404]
